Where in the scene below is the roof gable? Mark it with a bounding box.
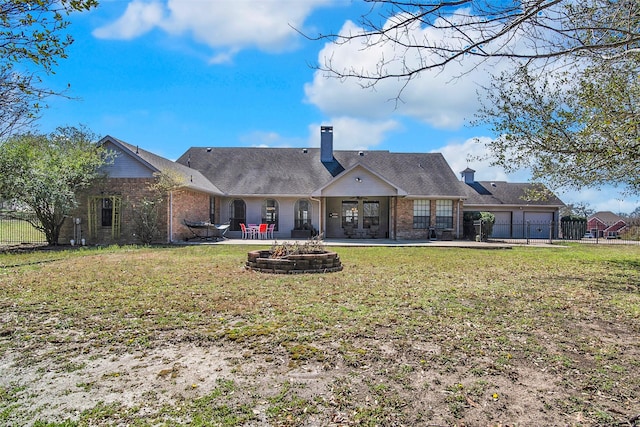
[313,164,406,197]
[99,136,222,195]
[588,211,626,224]
[101,139,157,178]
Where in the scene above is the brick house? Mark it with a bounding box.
[61,127,562,244]
[61,137,222,245]
[176,126,469,240]
[587,211,627,238]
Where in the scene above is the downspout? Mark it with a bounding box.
[168,191,173,243]
[391,197,397,240]
[457,199,461,239]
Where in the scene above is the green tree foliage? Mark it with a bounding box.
[0,126,112,245]
[463,211,494,241]
[477,57,640,194]
[0,0,98,139]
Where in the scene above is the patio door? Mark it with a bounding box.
[229,199,246,231]
[326,198,389,238]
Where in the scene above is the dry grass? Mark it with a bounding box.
[0,244,639,426]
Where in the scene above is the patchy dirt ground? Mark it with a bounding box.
[1,244,639,426]
[2,325,638,426]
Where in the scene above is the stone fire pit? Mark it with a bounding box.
[246,249,343,274]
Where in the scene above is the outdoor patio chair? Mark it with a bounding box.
[267,223,275,239]
[240,223,254,239]
[258,223,268,239]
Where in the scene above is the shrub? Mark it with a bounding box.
[269,235,326,258]
[479,212,495,241]
[464,211,494,241]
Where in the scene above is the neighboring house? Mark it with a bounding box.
[61,127,564,244]
[460,168,564,239]
[587,211,627,238]
[61,137,222,245]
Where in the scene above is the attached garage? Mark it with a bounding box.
[461,169,563,241]
[524,212,554,239]
[490,212,513,238]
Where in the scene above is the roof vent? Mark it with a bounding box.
[206,147,212,152]
[358,151,364,156]
[302,148,308,153]
[491,182,497,187]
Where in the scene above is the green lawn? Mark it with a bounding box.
[0,244,638,426]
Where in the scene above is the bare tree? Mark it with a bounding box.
[313,1,639,85]
[0,0,98,140]
[311,1,640,194]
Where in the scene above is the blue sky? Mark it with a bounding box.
[37,0,638,213]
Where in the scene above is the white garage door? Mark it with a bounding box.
[491,212,512,238]
[524,212,554,239]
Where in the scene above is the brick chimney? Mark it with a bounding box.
[321,126,333,163]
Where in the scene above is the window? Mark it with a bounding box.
[209,196,215,224]
[294,199,312,229]
[413,200,430,229]
[262,199,278,230]
[363,201,380,228]
[101,198,113,226]
[436,199,453,229]
[342,201,358,228]
[88,195,121,239]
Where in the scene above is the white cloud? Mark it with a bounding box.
[436,136,531,183]
[436,136,639,213]
[557,187,640,214]
[93,0,333,60]
[304,8,532,130]
[93,1,164,40]
[239,131,306,147]
[307,117,401,150]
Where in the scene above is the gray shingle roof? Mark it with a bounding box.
[103,136,223,195]
[176,147,469,198]
[464,181,564,207]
